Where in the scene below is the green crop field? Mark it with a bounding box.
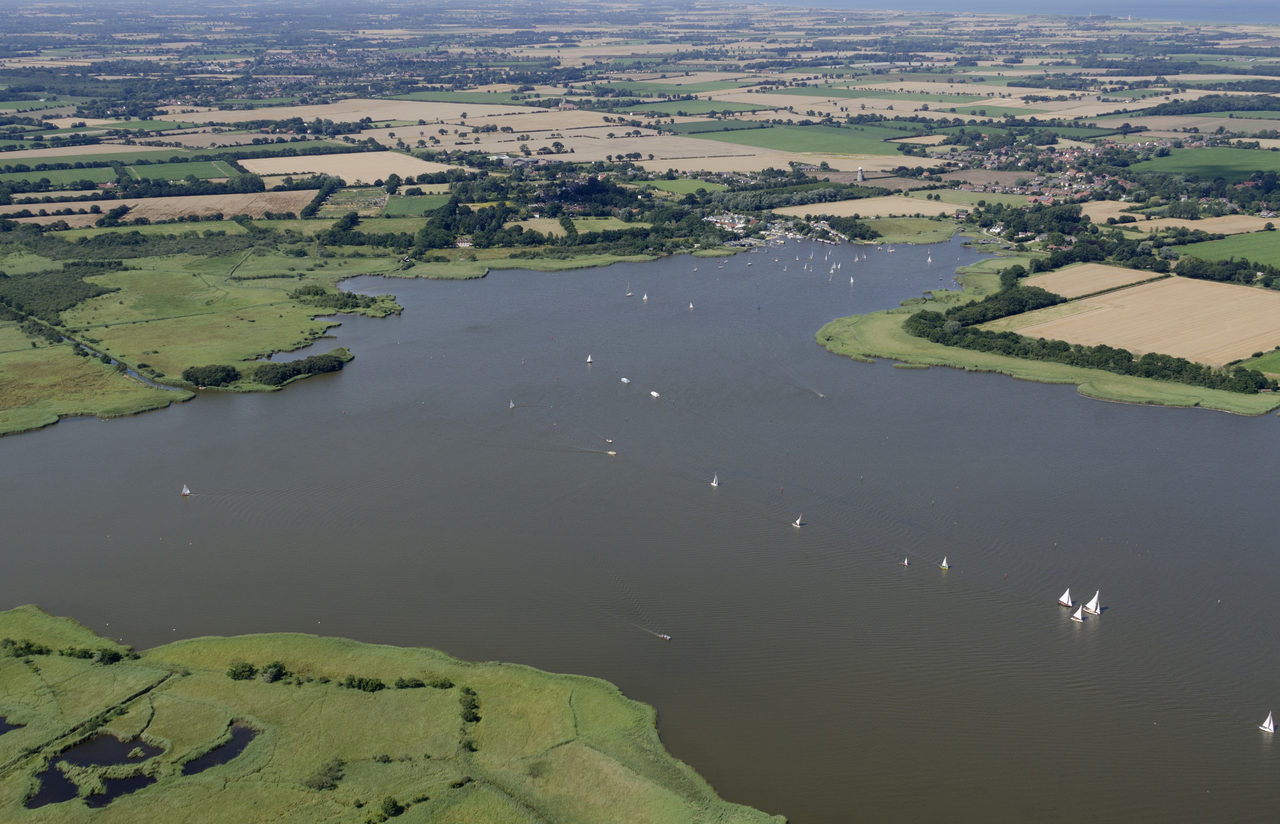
[0,166,117,186]
[865,217,957,244]
[1177,230,1280,267]
[1129,147,1280,182]
[632,99,770,115]
[0,605,779,824]
[381,194,451,216]
[591,79,754,96]
[1191,110,1280,120]
[686,123,922,155]
[642,178,728,194]
[129,160,239,181]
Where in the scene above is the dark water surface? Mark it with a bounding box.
[3,238,1279,822]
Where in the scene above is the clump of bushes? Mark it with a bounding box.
[182,364,241,387]
[459,687,481,723]
[302,757,344,790]
[227,661,257,680]
[394,677,425,689]
[1,638,51,657]
[59,646,129,664]
[340,674,385,693]
[252,353,344,387]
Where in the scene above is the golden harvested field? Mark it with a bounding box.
[636,150,902,174]
[238,151,455,183]
[892,134,949,145]
[993,276,1280,367]
[1025,263,1158,298]
[773,195,956,219]
[4,190,318,226]
[1079,202,1272,236]
[179,98,529,125]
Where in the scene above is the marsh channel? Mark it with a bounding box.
[2,237,1279,822]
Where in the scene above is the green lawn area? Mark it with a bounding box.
[1240,348,1280,375]
[1178,230,1280,266]
[381,194,451,216]
[1129,147,1280,182]
[905,190,1032,208]
[642,178,728,194]
[55,223,251,241]
[4,148,196,165]
[631,99,770,115]
[866,218,958,244]
[686,123,921,155]
[129,160,238,181]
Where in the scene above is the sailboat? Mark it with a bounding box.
[902,557,910,566]
[939,556,949,570]
[625,284,633,297]
[642,292,648,302]
[509,399,515,409]
[1083,591,1101,615]
[1070,606,1085,623]
[689,302,694,310]
[181,484,191,497]
[586,354,592,364]
[1261,712,1274,733]
[620,377,630,384]
[709,473,719,488]
[927,254,932,264]
[650,390,660,398]
[1058,588,1073,607]
[792,514,803,528]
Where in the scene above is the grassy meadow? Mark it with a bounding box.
[1177,230,1280,267]
[1129,147,1280,183]
[0,605,779,823]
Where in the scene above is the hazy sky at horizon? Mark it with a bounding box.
[769,0,1280,25]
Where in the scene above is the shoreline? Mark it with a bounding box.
[816,257,1280,417]
[0,604,782,822]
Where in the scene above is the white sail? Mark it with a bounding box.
[1262,712,1275,733]
[586,354,592,364]
[650,390,660,398]
[620,377,630,384]
[1084,591,1101,615]
[940,556,948,570]
[792,514,802,528]
[625,283,632,297]
[710,473,718,488]
[1071,606,1085,622]
[181,484,191,496]
[509,399,515,409]
[689,302,694,310]
[902,557,910,566]
[642,292,648,302]
[1058,588,1072,607]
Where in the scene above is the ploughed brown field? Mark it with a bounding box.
[987,276,1280,367]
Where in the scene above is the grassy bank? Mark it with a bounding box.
[816,258,1280,415]
[0,605,780,824]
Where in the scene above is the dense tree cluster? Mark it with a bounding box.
[252,353,346,387]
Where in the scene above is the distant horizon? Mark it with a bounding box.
[766,0,1280,25]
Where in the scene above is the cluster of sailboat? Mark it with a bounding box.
[1058,588,1103,622]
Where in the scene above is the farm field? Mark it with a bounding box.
[1,190,319,226]
[1177,230,1280,267]
[1024,263,1161,299]
[642,178,728,194]
[686,123,921,156]
[0,166,117,186]
[237,152,455,183]
[984,276,1280,367]
[128,160,238,180]
[1128,147,1280,183]
[773,195,956,220]
[381,194,451,216]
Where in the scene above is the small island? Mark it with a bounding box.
[0,605,780,823]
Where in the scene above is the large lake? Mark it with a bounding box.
[3,238,1279,822]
